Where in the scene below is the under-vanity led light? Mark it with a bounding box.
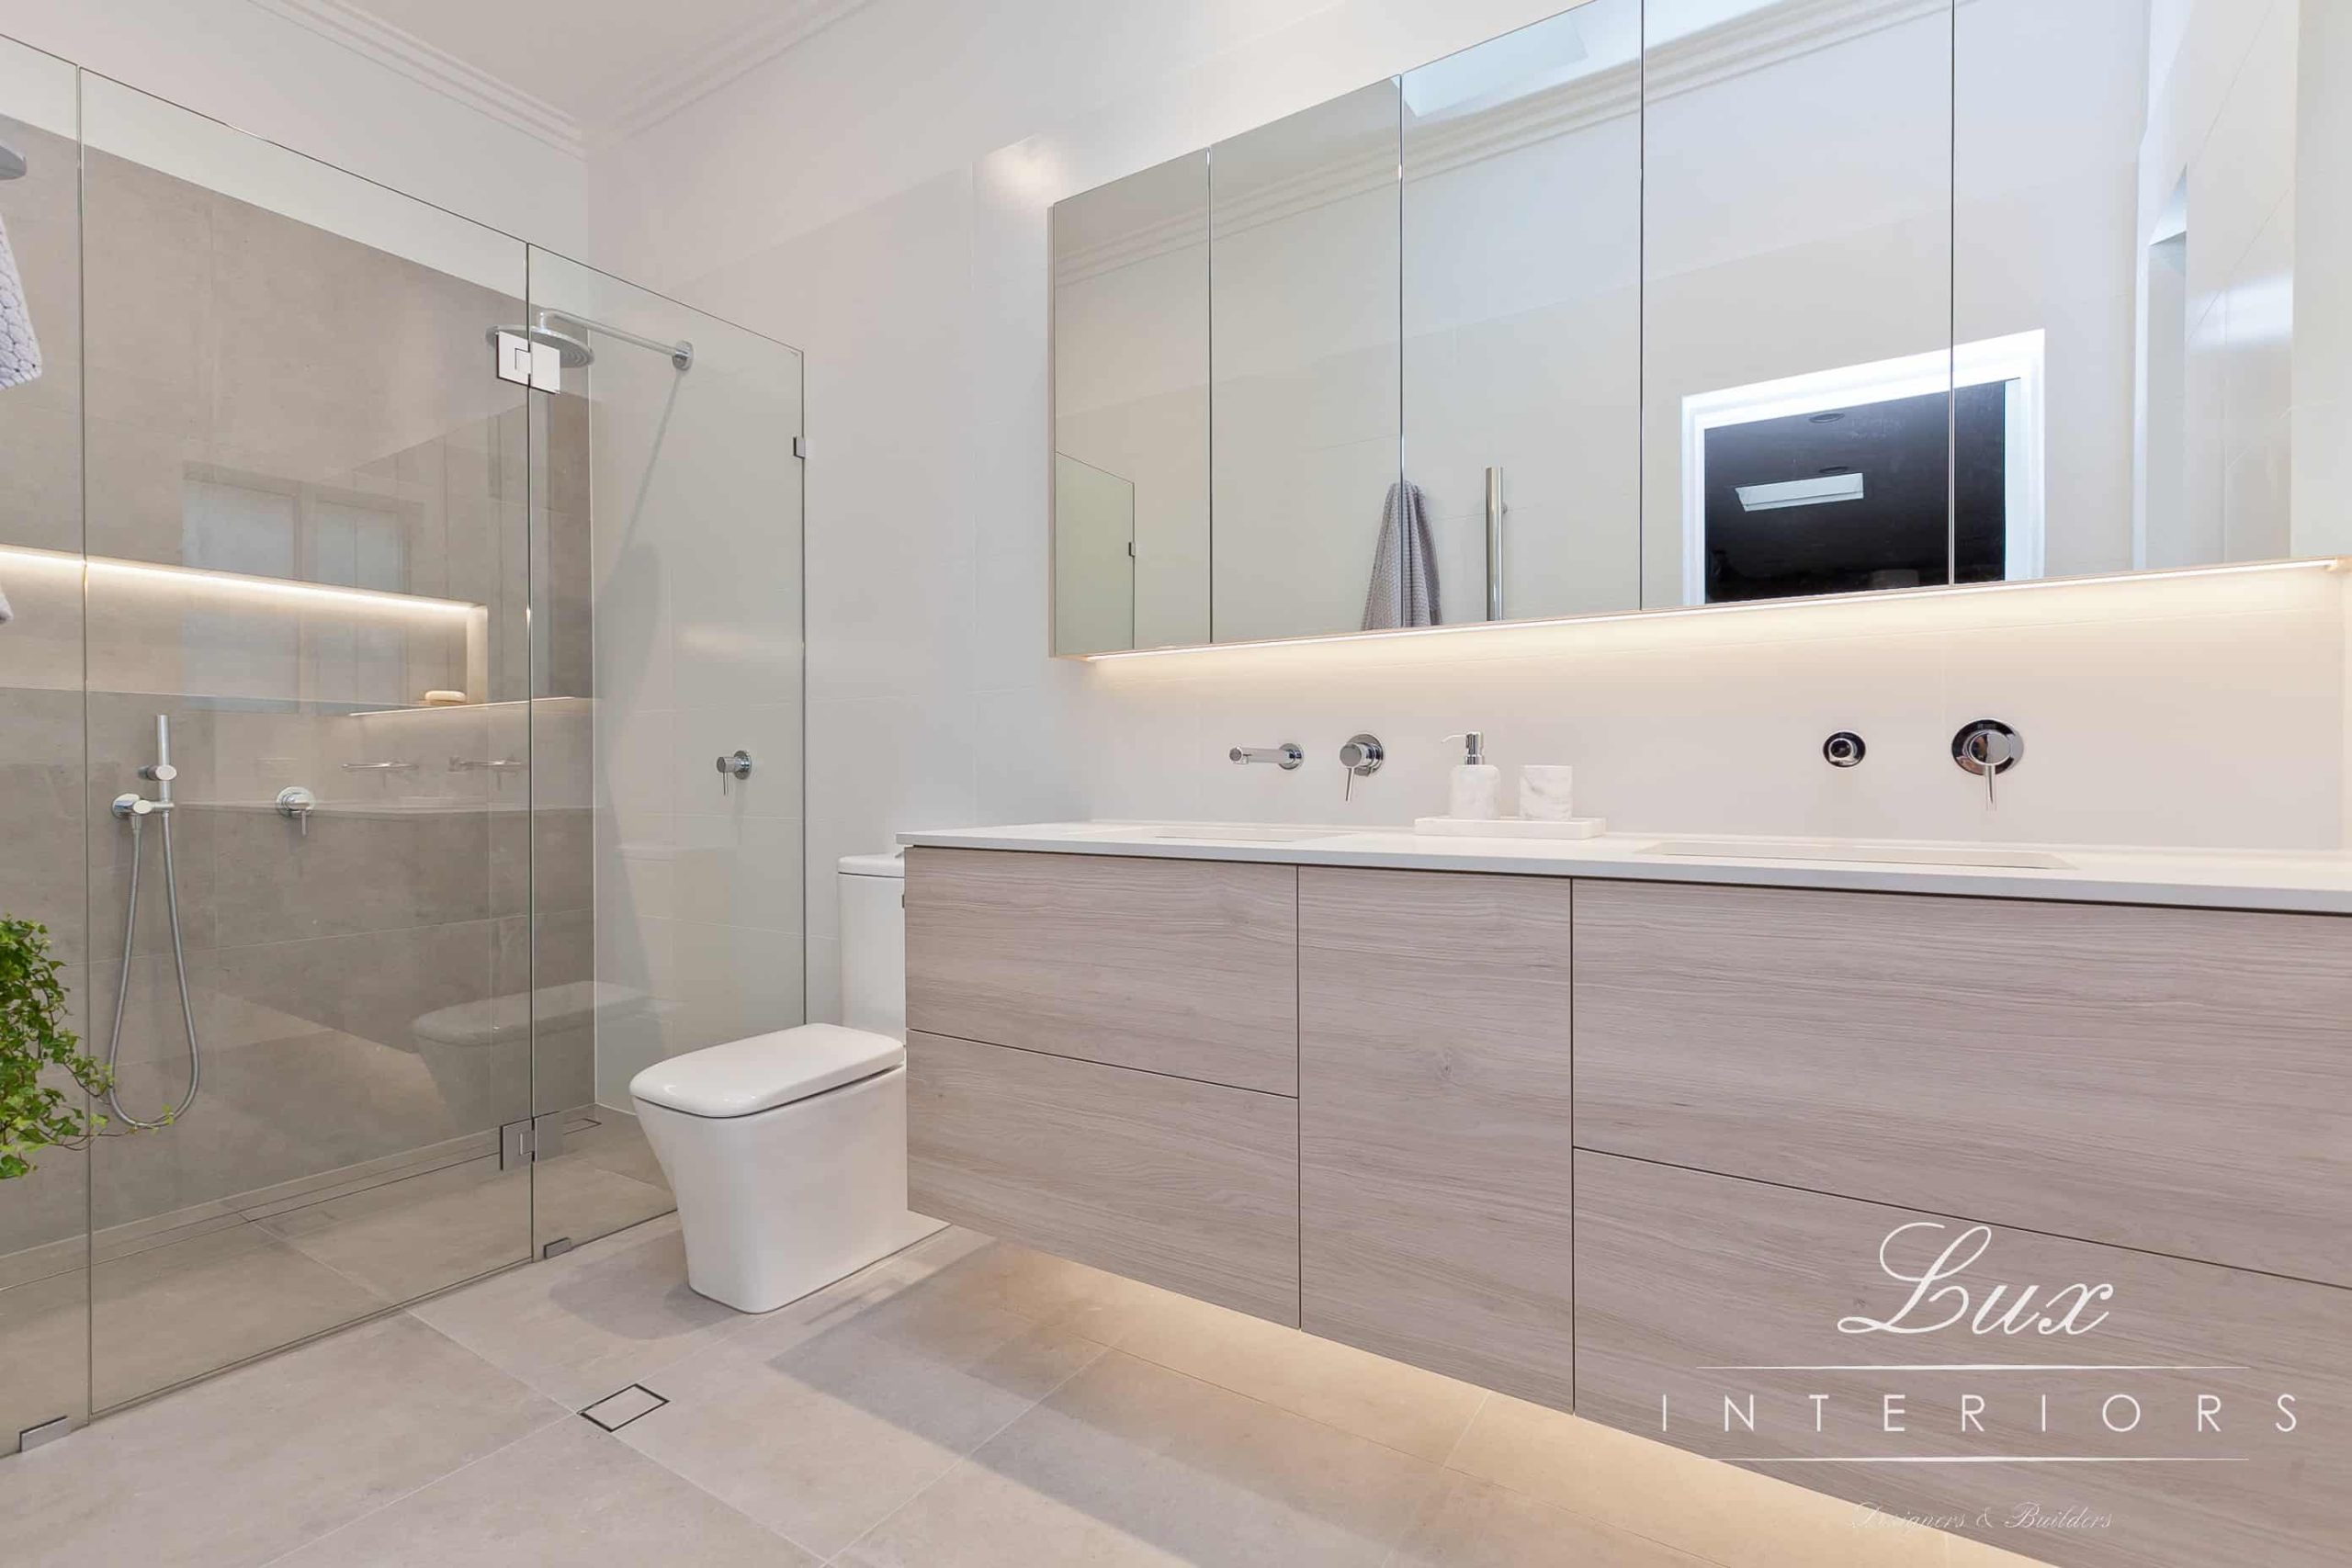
[1076,558,2344,661]
[1736,473,1865,512]
[0,545,480,616]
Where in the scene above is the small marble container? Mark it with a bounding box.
[1520,764,1576,821]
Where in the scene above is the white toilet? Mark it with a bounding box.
[629,852,938,1313]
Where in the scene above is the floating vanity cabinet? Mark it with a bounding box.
[903,835,2352,1568]
[1574,880,2352,1286]
[905,847,1299,1094]
[1575,1152,2352,1568]
[1298,868,1579,1410]
[905,1032,1301,1323]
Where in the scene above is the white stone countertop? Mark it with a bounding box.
[897,821,2352,915]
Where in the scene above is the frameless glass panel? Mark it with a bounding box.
[1956,0,2350,577]
[77,74,532,1409]
[1403,1,1642,624]
[0,35,88,1450]
[525,249,806,1258]
[1211,81,1404,642]
[1053,152,1207,653]
[1641,0,1956,606]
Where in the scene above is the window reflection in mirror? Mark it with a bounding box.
[1052,152,1208,654]
[1680,333,2041,604]
[1403,0,1641,624]
[1209,81,1402,644]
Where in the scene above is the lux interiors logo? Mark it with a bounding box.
[1659,1222,2300,1467]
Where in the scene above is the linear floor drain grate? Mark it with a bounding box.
[580,1383,668,1432]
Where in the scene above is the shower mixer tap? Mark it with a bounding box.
[114,714,179,818]
[107,715,204,1129]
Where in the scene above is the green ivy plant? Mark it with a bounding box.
[0,917,123,1179]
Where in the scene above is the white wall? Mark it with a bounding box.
[0,0,588,253]
[589,0,2352,1017]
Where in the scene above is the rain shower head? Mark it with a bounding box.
[487,310,595,367]
[484,308,694,373]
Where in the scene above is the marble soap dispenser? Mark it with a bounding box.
[1445,731,1500,819]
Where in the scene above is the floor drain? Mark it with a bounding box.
[580,1383,667,1432]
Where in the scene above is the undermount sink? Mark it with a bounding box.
[1640,838,2074,871]
[1146,824,1348,843]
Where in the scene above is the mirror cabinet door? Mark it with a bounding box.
[1953,0,2351,578]
[1209,81,1404,644]
[1052,152,1210,655]
[1640,0,1956,609]
[1402,1,1643,625]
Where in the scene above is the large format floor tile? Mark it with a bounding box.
[1,1212,2043,1568]
[256,1156,534,1303]
[838,1351,1449,1568]
[270,1416,817,1567]
[405,1214,740,1408]
[261,1154,667,1303]
[0,1267,88,1441]
[618,1254,1110,1558]
[1446,1393,1952,1568]
[1112,1286,1487,1462]
[90,1221,390,1410]
[1389,1471,1716,1567]
[878,1227,1169,1343]
[0,1314,560,1568]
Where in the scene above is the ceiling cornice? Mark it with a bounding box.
[1055,0,1948,287]
[248,0,587,159]
[249,0,880,162]
[594,0,877,146]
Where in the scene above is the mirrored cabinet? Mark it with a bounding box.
[1051,0,2352,654]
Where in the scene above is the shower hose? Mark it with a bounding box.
[104,808,202,1129]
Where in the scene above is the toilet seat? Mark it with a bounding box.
[629,1023,903,1120]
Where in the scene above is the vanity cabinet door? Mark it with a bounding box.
[1298,868,1578,1409]
[1576,1151,2352,1568]
[906,847,1299,1094]
[907,1032,1300,1324]
[1574,879,2352,1285]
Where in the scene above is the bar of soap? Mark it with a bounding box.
[1520,763,1576,820]
[422,690,468,706]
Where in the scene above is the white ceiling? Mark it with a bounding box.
[261,0,874,153]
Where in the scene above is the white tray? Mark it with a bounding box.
[1413,815,1607,840]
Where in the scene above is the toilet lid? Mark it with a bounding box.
[629,1024,905,1119]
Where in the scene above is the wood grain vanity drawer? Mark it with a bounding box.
[1575,1152,2352,1568]
[906,847,1299,1094]
[1298,868,1577,1410]
[906,1031,1301,1325]
[1574,879,2352,1284]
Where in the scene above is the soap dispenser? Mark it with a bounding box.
[1444,732,1500,820]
